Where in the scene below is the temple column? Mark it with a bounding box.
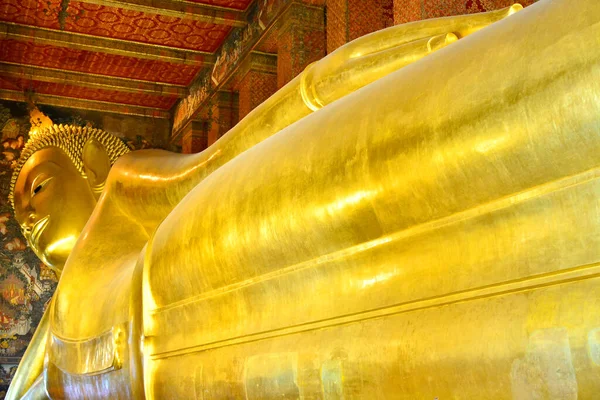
[206,91,239,146]
[327,0,393,53]
[181,120,208,154]
[277,2,325,88]
[238,71,276,120]
[237,52,278,120]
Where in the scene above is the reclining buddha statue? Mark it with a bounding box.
[7,0,600,397]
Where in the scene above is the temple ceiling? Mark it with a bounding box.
[0,0,254,118]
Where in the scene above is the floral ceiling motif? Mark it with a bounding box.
[0,0,233,52]
[0,0,251,117]
[0,40,199,86]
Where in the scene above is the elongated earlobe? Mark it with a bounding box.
[82,137,110,197]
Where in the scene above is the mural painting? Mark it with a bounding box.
[211,3,268,86]
[0,102,57,398]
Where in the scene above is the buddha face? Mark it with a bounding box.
[13,147,97,270]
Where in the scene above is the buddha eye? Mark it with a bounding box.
[30,176,53,198]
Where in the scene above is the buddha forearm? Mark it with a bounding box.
[306,5,521,109]
[334,3,522,61]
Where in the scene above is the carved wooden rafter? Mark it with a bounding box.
[0,63,189,97]
[0,89,171,119]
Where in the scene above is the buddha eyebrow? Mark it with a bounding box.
[29,173,50,192]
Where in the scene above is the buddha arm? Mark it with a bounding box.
[5,305,51,400]
[107,6,520,236]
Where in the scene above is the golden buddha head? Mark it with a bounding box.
[9,125,130,271]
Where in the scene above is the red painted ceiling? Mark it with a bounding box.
[0,0,252,113]
[0,78,178,109]
[0,40,199,85]
[186,0,252,10]
[0,0,232,52]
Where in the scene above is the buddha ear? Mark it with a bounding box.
[82,137,110,194]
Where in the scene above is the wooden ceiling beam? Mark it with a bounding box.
[0,89,171,119]
[0,22,216,67]
[0,63,189,97]
[78,0,247,27]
